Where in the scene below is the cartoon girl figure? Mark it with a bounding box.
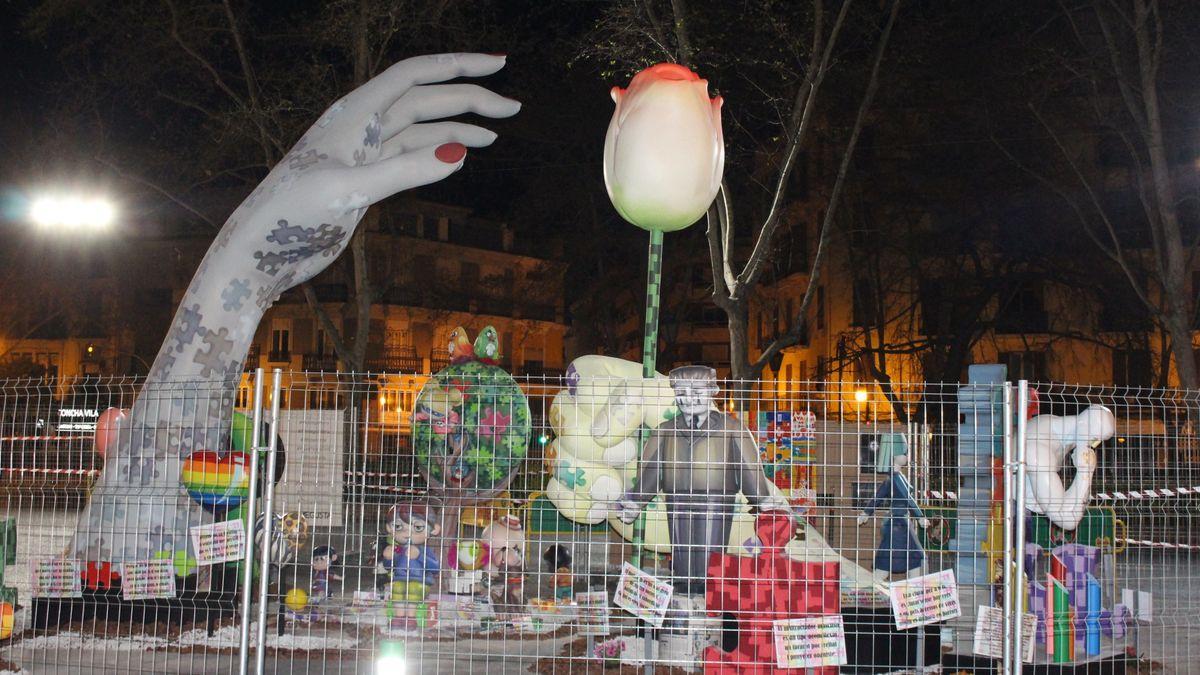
[380,503,442,629]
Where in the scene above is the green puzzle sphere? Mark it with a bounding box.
[412,360,531,500]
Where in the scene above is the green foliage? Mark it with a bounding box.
[412,360,531,499]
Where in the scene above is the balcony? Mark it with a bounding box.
[519,363,565,379]
[302,353,340,371]
[244,345,261,371]
[364,352,423,373]
[267,350,291,363]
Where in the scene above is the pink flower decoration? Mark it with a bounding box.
[478,408,512,440]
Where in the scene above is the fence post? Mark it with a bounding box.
[254,369,284,674]
[237,368,266,675]
[1012,380,1030,674]
[1001,383,1014,671]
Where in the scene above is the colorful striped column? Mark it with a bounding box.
[1052,577,1073,663]
[1085,574,1101,656]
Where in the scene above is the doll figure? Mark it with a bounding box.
[482,514,526,611]
[381,503,442,629]
[543,544,573,603]
[310,545,342,603]
[856,453,930,580]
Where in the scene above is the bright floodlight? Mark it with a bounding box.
[854,389,869,403]
[29,195,116,229]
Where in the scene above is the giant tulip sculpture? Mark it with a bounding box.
[602,63,724,567]
[603,63,724,232]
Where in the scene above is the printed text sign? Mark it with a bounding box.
[122,558,178,600]
[576,591,611,636]
[888,568,961,630]
[31,558,82,598]
[613,562,673,628]
[190,520,246,565]
[972,604,1036,663]
[773,615,848,669]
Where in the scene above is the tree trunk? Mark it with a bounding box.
[726,299,750,380]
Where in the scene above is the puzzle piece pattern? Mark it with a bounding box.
[193,327,235,378]
[221,278,251,311]
[169,304,205,353]
[704,512,840,674]
[255,221,347,277]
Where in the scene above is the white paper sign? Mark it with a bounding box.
[772,615,848,669]
[576,590,611,636]
[121,559,178,600]
[971,604,1036,662]
[190,519,246,565]
[1122,588,1153,622]
[31,558,82,598]
[888,569,961,630]
[613,562,673,628]
[275,409,345,526]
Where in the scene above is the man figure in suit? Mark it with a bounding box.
[617,365,788,594]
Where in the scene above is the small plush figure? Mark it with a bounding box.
[473,325,501,365]
[448,326,474,364]
[482,513,525,611]
[542,544,573,603]
[310,545,342,602]
[447,539,489,594]
[381,503,442,629]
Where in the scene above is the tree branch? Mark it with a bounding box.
[751,0,902,374]
[92,156,220,230]
[736,0,851,296]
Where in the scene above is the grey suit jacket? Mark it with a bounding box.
[629,410,773,508]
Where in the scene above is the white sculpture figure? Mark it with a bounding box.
[1024,405,1115,530]
[71,54,520,564]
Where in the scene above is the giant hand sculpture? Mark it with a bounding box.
[72,54,520,564]
[1024,405,1115,530]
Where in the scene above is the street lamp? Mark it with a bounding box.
[28,194,116,230]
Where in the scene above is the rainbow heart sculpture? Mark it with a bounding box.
[181,450,251,512]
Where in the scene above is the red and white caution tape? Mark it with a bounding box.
[1118,538,1200,550]
[0,435,91,442]
[919,487,1200,502]
[1094,486,1200,500]
[343,470,421,480]
[1,466,100,476]
[922,490,959,500]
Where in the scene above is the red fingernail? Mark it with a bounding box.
[436,143,467,164]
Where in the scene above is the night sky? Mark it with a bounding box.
[0,0,1197,343]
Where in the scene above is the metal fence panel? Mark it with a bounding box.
[0,370,1192,673]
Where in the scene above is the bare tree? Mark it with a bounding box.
[997,0,1200,388]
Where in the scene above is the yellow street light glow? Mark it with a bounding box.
[29,195,116,229]
[854,389,869,403]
